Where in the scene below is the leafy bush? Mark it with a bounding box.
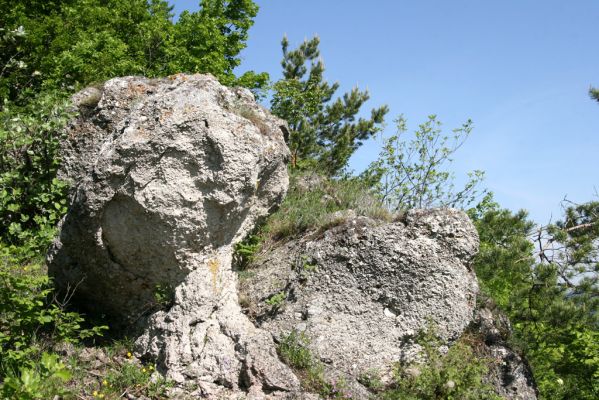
[0,245,107,394]
[233,233,262,270]
[278,330,352,399]
[0,92,73,249]
[278,330,314,370]
[0,352,71,400]
[380,328,500,400]
[104,360,171,399]
[265,291,287,309]
[364,115,486,211]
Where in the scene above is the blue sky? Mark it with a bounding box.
[173,1,599,222]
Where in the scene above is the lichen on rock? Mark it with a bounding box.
[48,74,299,398]
[47,73,536,399]
[241,209,481,387]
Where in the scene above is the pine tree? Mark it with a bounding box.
[270,36,388,175]
[469,198,599,399]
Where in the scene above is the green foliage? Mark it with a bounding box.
[470,198,599,399]
[233,233,262,270]
[467,195,536,310]
[0,0,266,101]
[380,329,500,400]
[358,368,384,392]
[263,170,391,240]
[277,330,352,399]
[265,291,286,308]
[0,245,107,397]
[278,330,313,370]
[0,352,71,400]
[104,361,171,399]
[364,115,486,211]
[0,92,73,248]
[153,283,175,310]
[271,36,388,175]
[546,201,599,303]
[299,256,318,281]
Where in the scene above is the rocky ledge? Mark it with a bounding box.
[48,74,536,399]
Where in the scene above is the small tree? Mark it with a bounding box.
[271,35,388,175]
[363,114,486,211]
[470,198,599,399]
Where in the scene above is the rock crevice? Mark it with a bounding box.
[48,74,299,398]
[49,73,536,399]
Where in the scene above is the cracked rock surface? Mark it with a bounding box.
[240,210,480,389]
[48,74,299,398]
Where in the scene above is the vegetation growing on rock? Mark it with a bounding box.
[0,1,597,399]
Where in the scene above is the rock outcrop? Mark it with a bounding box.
[472,304,538,399]
[240,210,480,390]
[48,73,536,399]
[48,74,299,398]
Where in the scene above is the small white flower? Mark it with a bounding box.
[14,26,26,37]
[557,378,564,385]
[444,380,456,389]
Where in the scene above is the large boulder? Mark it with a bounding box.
[240,210,480,388]
[48,74,299,398]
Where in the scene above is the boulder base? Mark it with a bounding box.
[48,74,299,398]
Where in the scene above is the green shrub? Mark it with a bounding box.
[233,233,262,270]
[265,291,287,309]
[380,328,500,400]
[0,244,107,391]
[358,368,384,392]
[278,330,313,370]
[153,283,175,310]
[0,92,73,250]
[278,330,352,399]
[0,352,71,399]
[104,361,171,399]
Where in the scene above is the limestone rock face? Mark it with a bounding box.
[48,73,534,399]
[472,305,538,399]
[241,210,480,386]
[48,74,299,398]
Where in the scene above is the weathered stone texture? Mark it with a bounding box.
[48,73,536,399]
[241,210,480,386]
[48,74,299,398]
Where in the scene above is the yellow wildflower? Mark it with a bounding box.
[127,352,132,358]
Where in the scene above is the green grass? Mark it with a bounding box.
[277,330,353,399]
[263,171,391,241]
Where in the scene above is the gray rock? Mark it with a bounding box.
[241,209,480,394]
[473,305,538,399]
[48,74,299,398]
